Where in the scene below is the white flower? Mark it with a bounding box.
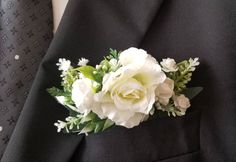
[160,58,178,72]
[94,47,166,128]
[71,78,95,115]
[71,78,93,115]
[109,58,119,71]
[56,58,71,71]
[54,120,66,132]
[155,78,174,105]
[78,58,89,66]
[173,94,190,109]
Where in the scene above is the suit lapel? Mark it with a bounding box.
[2,0,164,161]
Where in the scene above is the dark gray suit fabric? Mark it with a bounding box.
[2,0,236,161]
[0,0,53,158]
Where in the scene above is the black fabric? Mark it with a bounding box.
[0,0,53,158]
[2,0,236,161]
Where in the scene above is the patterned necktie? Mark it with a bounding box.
[0,0,53,157]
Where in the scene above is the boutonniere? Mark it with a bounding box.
[47,47,202,135]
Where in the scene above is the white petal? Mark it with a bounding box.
[71,79,93,114]
[119,47,148,67]
[135,55,166,86]
[119,113,148,128]
[101,103,135,124]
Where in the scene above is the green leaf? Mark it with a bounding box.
[79,122,96,134]
[47,87,65,97]
[93,72,103,83]
[103,119,114,131]
[65,105,79,117]
[78,66,103,83]
[173,58,200,93]
[80,112,97,123]
[182,87,203,99]
[105,48,120,60]
[78,66,96,81]
[94,121,105,133]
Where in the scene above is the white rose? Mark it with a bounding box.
[173,94,191,109]
[71,78,94,115]
[160,58,178,72]
[155,78,174,105]
[94,47,166,128]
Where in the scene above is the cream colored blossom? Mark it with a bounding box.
[155,78,174,105]
[93,47,166,128]
[160,58,178,72]
[173,94,190,109]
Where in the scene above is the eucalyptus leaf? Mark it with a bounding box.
[79,122,96,134]
[66,105,79,113]
[182,87,203,99]
[47,87,65,97]
[103,119,114,131]
[80,112,97,123]
[94,121,105,133]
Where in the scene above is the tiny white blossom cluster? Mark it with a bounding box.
[78,58,89,66]
[48,47,202,135]
[54,120,66,133]
[56,58,71,71]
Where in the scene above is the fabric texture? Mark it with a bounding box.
[2,0,236,161]
[0,0,53,158]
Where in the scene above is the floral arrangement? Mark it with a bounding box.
[47,47,202,135]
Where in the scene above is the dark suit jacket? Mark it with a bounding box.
[2,0,236,161]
